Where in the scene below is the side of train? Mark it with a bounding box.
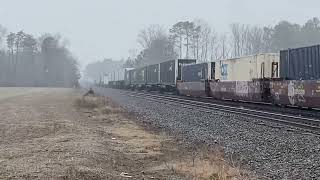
[104,44,320,108]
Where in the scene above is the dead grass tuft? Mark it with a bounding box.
[74,96,120,110]
[156,143,251,180]
[101,106,124,114]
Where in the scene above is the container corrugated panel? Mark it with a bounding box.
[182,63,208,82]
[103,74,109,84]
[132,67,146,84]
[114,69,125,81]
[177,59,197,80]
[124,68,134,85]
[183,62,214,81]
[128,69,135,84]
[109,72,115,82]
[160,59,196,85]
[215,54,280,81]
[280,45,320,80]
[160,60,175,85]
[146,64,159,84]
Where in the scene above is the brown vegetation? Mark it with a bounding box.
[0,89,253,179]
[75,95,252,180]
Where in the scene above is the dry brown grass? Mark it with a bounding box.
[74,95,253,180]
[150,140,251,180]
[0,92,249,180]
[74,95,120,109]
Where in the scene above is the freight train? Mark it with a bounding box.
[103,44,320,109]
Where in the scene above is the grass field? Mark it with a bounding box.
[0,87,52,100]
[0,88,249,179]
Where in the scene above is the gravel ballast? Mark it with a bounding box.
[96,88,320,179]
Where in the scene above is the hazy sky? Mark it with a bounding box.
[0,0,319,67]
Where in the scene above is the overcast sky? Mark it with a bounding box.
[0,0,319,67]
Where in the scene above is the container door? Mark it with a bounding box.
[260,62,265,79]
[271,62,279,78]
[211,62,215,80]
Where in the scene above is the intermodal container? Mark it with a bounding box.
[146,64,160,84]
[160,59,196,85]
[132,67,147,84]
[181,62,215,82]
[124,68,134,86]
[215,53,280,81]
[280,45,320,80]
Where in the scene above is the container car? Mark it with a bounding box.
[177,62,215,97]
[105,45,320,109]
[215,53,280,81]
[159,59,196,91]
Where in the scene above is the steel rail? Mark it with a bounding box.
[118,90,320,133]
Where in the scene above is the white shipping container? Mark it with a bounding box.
[109,71,115,82]
[103,73,109,85]
[215,53,280,81]
[109,68,134,82]
[114,69,124,81]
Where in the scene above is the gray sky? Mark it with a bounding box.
[0,0,319,66]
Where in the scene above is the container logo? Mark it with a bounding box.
[197,70,203,78]
[220,64,228,80]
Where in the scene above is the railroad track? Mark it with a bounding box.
[115,89,320,133]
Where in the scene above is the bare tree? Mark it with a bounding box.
[183,21,194,58]
[0,25,7,47]
[209,31,219,61]
[230,23,241,57]
[170,22,185,58]
[170,21,196,59]
[7,33,15,62]
[138,25,166,49]
[220,34,230,59]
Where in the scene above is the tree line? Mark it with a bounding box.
[0,25,80,87]
[123,17,320,68]
[84,58,124,83]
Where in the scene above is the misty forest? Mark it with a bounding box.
[85,17,320,81]
[0,26,80,87]
[1,17,320,84]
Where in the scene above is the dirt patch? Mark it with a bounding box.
[0,89,253,179]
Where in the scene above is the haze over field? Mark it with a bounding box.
[1,0,320,66]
